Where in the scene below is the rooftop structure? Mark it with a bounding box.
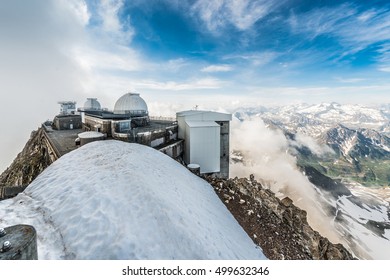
[176,110,232,178]
[58,101,76,115]
[48,95,230,179]
[77,93,181,157]
[83,98,101,110]
[53,101,81,131]
[113,93,148,117]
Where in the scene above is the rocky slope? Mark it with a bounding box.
[0,128,54,200]
[205,175,356,260]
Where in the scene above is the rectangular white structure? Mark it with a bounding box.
[177,110,231,139]
[185,121,220,173]
[177,110,232,177]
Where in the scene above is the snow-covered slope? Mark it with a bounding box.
[235,102,390,137]
[0,140,265,260]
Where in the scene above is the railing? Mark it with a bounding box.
[149,116,176,122]
[41,129,61,160]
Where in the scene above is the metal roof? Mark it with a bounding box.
[84,98,101,110]
[185,121,220,128]
[176,110,232,121]
[114,93,148,114]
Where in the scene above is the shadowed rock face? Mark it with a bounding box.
[205,175,356,260]
[300,165,352,198]
[0,128,54,200]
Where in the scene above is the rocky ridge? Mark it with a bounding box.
[205,174,356,260]
[0,128,54,200]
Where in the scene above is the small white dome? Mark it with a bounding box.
[84,98,101,110]
[78,131,104,139]
[114,93,148,115]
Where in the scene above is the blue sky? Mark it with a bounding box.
[3,0,389,107]
[1,0,390,171]
[66,0,390,107]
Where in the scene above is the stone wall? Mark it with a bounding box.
[83,115,112,136]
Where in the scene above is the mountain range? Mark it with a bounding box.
[231,102,390,259]
[234,102,390,187]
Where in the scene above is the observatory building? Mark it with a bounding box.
[83,98,101,111]
[78,93,180,157]
[78,93,151,135]
[46,92,232,178]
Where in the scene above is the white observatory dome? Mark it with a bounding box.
[84,98,101,110]
[114,93,148,115]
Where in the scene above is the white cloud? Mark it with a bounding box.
[292,133,335,156]
[97,0,133,42]
[0,0,91,172]
[164,58,190,72]
[62,0,90,26]
[201,64,233,72]
[71,45,145,72]
[224,51,279,66]
[335,77,366,83]
[230,117,341,243]
[288,4,390,53]
[245,84,390,105]
[191,0,280,33]
[133,77,227,91]
[379,67,390,72]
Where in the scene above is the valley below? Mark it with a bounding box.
[231,102,390,259]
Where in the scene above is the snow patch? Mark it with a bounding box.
[0,140,265,260]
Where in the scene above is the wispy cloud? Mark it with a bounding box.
[63,0,90,26]
[335,77,366,83]
[288,4,390,53]
[191,0,281,33]
[223,51,279,66]
[201,64,233,72]
[96,0,133,42]
[246,84,390,105]
[377,43,390,72]
[71,46,145,72]
[133,77,227,91]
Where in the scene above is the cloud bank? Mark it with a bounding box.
[230,117,341,243]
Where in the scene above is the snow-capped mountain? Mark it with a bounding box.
[234,102,390,186]
[324,125,390,161]
[235,102,390,137]
[231,102,390,259]
[0,141,265,260]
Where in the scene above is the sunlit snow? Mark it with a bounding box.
[0,140,265,260]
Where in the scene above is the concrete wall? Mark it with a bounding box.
[216,121,230,179]
[84,115,112,136]
[119,124,178,148]
[159,140,184,159]
[53,115,82,130]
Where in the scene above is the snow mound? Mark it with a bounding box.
[0,140,265,260]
